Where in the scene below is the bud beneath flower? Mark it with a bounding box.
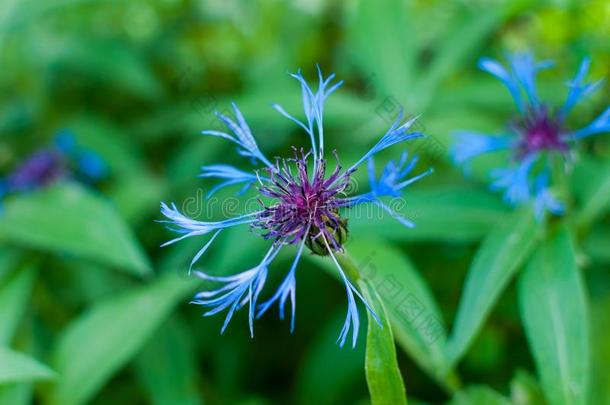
[305,216,349,256]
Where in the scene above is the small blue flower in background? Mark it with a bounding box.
[451,52,610,218]
[160,67,433,347]
[0,130,108,200]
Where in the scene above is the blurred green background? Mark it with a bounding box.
[0,0,609,404]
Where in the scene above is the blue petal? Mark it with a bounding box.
[450,131,515,167]
[478,57,523,112]
[348,112,423,172]
[199,164,261,197]
[54,130,77,154]
[257,237,307,332]
[561,57,603,117]
[202,103,273,168]
[322,235,381,348]
[78,150,108,180]
[566,107,610,140]
[159,202,258,245]
[509,52,553,108]
[490,155,537,206]
[192,245,281,337]
[275,67,343,159]
[533,174,564,220]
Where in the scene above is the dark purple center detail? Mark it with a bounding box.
[514,106,567,157]
[7,150,66,191]
[254,148,351,253]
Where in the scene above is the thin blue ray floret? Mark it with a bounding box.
[202,102,274,168]
[452,51,609,219]
[160,68,431,347]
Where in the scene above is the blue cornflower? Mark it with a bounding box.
[160,67,432,347]
[0,130,107,200]
[451,52,610,218]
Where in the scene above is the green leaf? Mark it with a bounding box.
[296,310,365,405]
[0,347,55,384]
[583,227,610,264]
[447,208,539,366]
[417,7,504,109]
[0,384,31,405]
[576,160,610,228]
[449,385,512,405]
[134,318,202,405]
[343,240,455,391]
[518,225,590,405]
[510,369,547,405]
[346,0,417,108]
[358,279,407,405]
[350,187,508,243]
[590,293,610,405]
[0,264,36,345]
[0,183,151,277]
[49,274,196,405]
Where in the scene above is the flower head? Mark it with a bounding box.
[451,52,609,218]
[0,130,107,200]
[160,67,432,347]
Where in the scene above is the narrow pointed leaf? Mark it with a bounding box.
[447,208,538,366]
[518,225,590,405]
[576,161,610,228]
[0,183,151,277]
[358,279,407,405]
[0,347,55,384]
[341,240,455,390]
[49,274,196,405]
[0,264,37,345]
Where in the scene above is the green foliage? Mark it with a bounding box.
[518,225,590,405]
[0,348,55,384]
[359,278,408,405]
[49,275,196,405]
[0,184,151,276]
[447,208,539,366]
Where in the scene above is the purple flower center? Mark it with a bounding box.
[8,150,66,191]
[514,106,567,156]
[254,148,351,254]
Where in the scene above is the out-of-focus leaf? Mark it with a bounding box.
[110,173,166,224]
[349,187,508,243]
[134,318,202,405]
[447,208,538,366]
[518,225,589,405]
[417,7,503,109]
[296,310,365,405]
[583,226,610,264]
[358,278,407,405]
[575,160,610,228]
[346,0,417,108]
[66,115,145,174]
[590,294,610,405]
[343,240,455,391]
[510,369,547,405]
[0,183,151,277]
[49,274,196,405]
[0,384,31,405]
[0,347,55,384]
[30,33,163,99]
[0,263,36,344]
[449,385,512,405]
